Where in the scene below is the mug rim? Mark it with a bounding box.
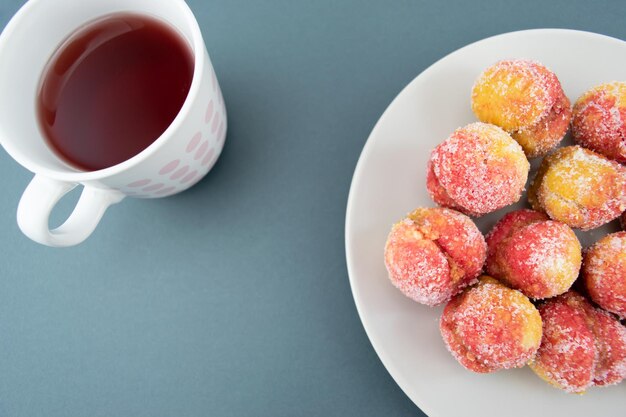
[0,0,206,182]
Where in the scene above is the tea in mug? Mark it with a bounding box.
[37,13,194,171]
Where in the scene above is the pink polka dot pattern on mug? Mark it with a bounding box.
[127,179,151,188]
[217,121,226,144]
[205,100,214,124]
[180,170,198,184]
[143,183,164,192]
[156,186,176,195]
[211,112,220,134]
[186,133,202,153]
[194,141,209,160]
[170,165,190,180]
[159,159,180,175]
[121,80,226,199]
[202,149,216,167]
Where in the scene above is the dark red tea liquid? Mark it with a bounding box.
[38,13,194,171]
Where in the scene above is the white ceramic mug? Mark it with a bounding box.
[0,0,227,247]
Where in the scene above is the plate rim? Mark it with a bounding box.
[344,28,626,417]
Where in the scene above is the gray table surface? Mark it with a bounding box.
[0,1,625,416]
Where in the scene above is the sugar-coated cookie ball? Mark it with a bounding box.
[530,292,597,393]
[583,232,626,319]
[384,207,487,306]
[530,292,626,392]
[485,209,581,299]
[572,82,626,164]
[427,122,529,217]
[588,307,626,387]
[484,209,549,279]
[472,60,571,158]
[528,146,626,230]
[440,276,542,373]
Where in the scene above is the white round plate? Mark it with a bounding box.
[345,29,626,417]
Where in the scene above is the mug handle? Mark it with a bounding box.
[17,175,125,247]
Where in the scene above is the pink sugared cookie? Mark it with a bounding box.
[572,82,626,164]
[472,59,571,158]
[384,207,486,306]
[583,232,626,319]
[485,209,581,299]
[427,122,529,216]
[528,146,626,230]
[440,276,542,373]
[530,292,597,393]
[587,307,626,386]
[530,292,626,392]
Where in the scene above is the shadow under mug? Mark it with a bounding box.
[0,0,227,247]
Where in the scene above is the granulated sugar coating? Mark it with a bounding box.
[427,122,529,217]
[486,209,581,299]
[572,82,626,164]
[440,276,542,373]
[485,209,549,278]
[384,207,486,306]
[384,57,625,393]
[512,92,572,158]
[530,291,626,392]
[471,60,571,158]
[583,232,626,319]
[528,146,626,230]
[530,292,597,393]
[586,307,626,386]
